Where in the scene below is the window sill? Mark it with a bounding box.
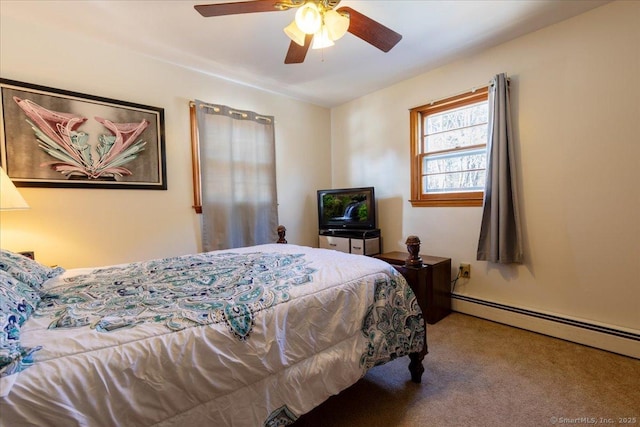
[409,198,483,207]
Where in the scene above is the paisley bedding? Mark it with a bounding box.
[0,244,425,427]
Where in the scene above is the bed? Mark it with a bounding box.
[0,228,427,426]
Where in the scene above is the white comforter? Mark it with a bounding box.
[0,244,424,427]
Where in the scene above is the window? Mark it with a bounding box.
[410,87,488,207]
[189,101,278,250]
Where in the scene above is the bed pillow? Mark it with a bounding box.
[0,270,41,325]
[0,271,42,382]
[0,249,64,290]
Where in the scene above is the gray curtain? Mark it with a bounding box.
[195,101,278,251]
[477,74,523,264]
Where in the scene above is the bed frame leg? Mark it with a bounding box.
[404,235,427,383]
[408,351,426,383]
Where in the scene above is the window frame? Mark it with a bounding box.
[409,87,489,207]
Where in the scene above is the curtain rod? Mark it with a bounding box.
[407,85,485,110]
[189,100,272,123]
[409,75,509,110]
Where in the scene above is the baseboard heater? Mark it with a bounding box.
[451,294,639,342]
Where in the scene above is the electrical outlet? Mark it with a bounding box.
[460,263,471,278]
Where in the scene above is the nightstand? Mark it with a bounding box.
[376,251,452,324]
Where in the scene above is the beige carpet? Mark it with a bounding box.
[295,313,640,427]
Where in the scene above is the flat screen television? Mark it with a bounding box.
[317,187,376,231]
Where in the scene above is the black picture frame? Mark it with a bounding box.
[0,78,166,190]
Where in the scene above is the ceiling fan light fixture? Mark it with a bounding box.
[324,9,349,41]
[195,1,402,65]
[311,25,334,50]
[295,2,322,34]
[284,20,306,46]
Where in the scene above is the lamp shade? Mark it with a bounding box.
[312,26,335,50]
[284,20,307,46]
[324,9,349,41]
[0,167,29,210]
[295,2,321,34]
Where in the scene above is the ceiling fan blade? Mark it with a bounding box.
[284,34,313,64]
[195,1,279,17]
[337,6,402,52]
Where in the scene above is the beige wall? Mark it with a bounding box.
[0,11,331,268]
[331,1,639,344]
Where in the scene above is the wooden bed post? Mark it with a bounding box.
[277,225,287,244]
[404,235,428,383]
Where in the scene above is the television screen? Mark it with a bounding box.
[317,187,376,230]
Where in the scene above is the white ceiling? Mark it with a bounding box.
[1,0,610,107]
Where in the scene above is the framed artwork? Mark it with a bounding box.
[0,78,166,190]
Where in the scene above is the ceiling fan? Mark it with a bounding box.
[194,0,402,64]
